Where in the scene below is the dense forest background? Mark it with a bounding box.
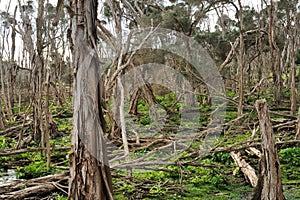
[0,0,299,199]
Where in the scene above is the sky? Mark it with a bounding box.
[0,0,262,62]
[0,0,262,19]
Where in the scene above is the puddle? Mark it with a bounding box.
[0,169,19,186]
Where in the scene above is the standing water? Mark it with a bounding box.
[0,169,18,186]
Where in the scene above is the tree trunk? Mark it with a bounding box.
[129,88,141,115]
[0,98,6,129]
[288,1,298,116]
[268,1,281,105]
[237,0,244,118]
[252,99,285,200]
[68,0,113,199]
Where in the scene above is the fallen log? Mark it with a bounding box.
[0,147,70,157]
[0,172,68,195]
[0,121,32,136]
[295,107,300,140]
[0,183,57,200]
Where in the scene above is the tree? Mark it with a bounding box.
[68,0,113,199]
[253,99,285,200]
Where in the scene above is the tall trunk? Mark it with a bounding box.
[290,34,296,116]
[1,28,14,120]
[267,1,278,104]
[252,99,285,200]
[0,98,6,129]
[237,0,244,118]
[68,0,113,199]
[35,0,50,159]
[7,6,18,111]
[289,1,298,116]
[118,77,131,176]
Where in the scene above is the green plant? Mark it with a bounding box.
[51,192,68,200]
[140,114,151,125]
[210,152,234,165]
[17,161,48,178]
[279,148,300,166]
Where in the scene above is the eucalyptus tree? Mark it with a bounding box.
[0,8,17,121]
[67,0,113,199]
[281,0,299,115]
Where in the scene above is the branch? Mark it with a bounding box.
[219,29,267,71]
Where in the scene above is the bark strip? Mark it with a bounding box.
[252,99,285,200]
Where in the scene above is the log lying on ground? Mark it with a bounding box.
[230,151,258,187]
[0,172,68,199]
[295,107,300,140]
[252,99,285,200]
[0,183,57,200]
[0,147,70,157]
[0,121,32,136]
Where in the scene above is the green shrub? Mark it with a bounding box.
[279,148,300,166]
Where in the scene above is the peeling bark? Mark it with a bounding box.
[252,99,285,200]
[230,151,258,187]
[68,0,113,199]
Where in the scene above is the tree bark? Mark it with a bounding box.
[288,1,298,116]
[68,0,113,199]
[237,0,244,118]
[129,88,141,115]
[230,151,258,187]
[252,99,285,200]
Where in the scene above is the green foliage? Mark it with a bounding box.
[140,114,151,125]
[50,102,72,116]
[54,118,72,132]
[0,136,9,149]
[17,160,48,179]
[210,152,234,165]
[199,104,211,112]
[137,100,148,112]
[156,93,179,109]
[113,161,252,199]
[279,147,300,166]
[16,152,62,179]
[279,147,300,184]
[226,91,236,98]
[51,192,68,200]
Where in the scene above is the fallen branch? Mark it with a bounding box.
[0,147,70,157]
[230,151,258,187]
[0,121,32,136]
[295,107,300,140]
[0,183,58,199]
[220,29,267,71]
[0,172,68,195]
[273,120,297,129]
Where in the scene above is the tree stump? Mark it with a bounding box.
[252,99,285,200]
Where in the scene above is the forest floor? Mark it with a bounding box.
[0,95,299,200]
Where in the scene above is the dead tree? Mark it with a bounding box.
[68,0,113,199]
[252,99,285,200]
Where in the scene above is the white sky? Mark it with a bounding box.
[0,0,262,20]
[0,0,262,62]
